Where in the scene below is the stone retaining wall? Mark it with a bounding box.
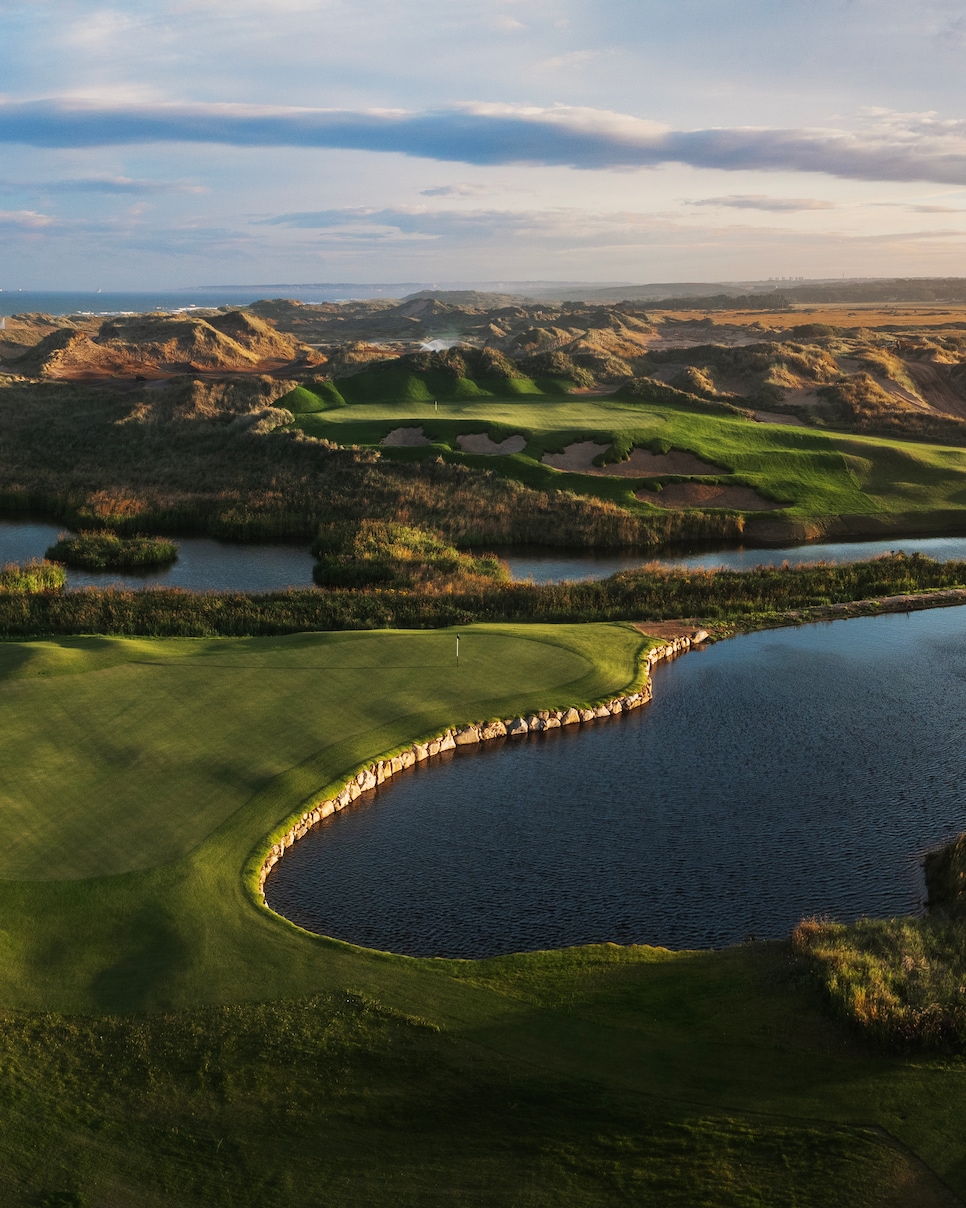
[256,633,702,899]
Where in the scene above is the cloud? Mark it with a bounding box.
[0,175,205,195]
[13,100,966,197]
[419,182,489,197]
[8,100,966,188]
[905,203,966,213]
[0,208,55,228]
[687,194,836,212]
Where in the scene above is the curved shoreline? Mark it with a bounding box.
[256,586,966,911]
[256,633,702,902]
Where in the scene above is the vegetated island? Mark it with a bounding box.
[6,285,966,1205]
[45,529,178,571]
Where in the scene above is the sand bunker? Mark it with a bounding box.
[381,426,432,447]
[542,440,722,477]
[457,432,527,455]
[636,482,781,511]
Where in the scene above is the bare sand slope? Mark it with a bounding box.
[381,426,432,447]
[753,410,807,426]
[457,432,527,455]
[543,440,722,476]
[905,362,966,419]
[636,482,781,511]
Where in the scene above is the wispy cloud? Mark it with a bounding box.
[419,182,489,198]
[0,175,205,195]
[9,100,966,187]
[0,208,55,228]
[687,194,836,212]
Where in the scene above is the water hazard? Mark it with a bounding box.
[266,607,966,957]
[497,534,966,582]
[8,515,966,592]
[0,518,316,592]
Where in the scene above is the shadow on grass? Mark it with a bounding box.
[89,904,189,1012]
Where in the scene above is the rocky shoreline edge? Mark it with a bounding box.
[256,632,706,902]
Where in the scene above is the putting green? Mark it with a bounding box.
[295,394,966,523]
[0,627,616,881]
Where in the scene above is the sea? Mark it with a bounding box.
[0,286,426,317]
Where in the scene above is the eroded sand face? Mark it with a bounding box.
[753,410,807,426]
[381,426,432,447]
[457,432,527,455]
[542,440,723,477]
[635,482,781,511]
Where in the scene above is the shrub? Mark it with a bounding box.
[45,531,178,571]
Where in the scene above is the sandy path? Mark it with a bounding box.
[542,440,722,476]
[457,432,527,455]
[381,426,432,447]
[636,482,780,511]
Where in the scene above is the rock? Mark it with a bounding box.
[561,708,581,725]
[607,701,624,715]
[414,744,430,761]
[529,716,548,732]
[593,705,610,718]
[427,739,441,757]
[506,717,528,736]
[375,762,387,785]
[348,782,361,800]
[692,629,709,644]
[480,720,507,740]
[439,732,456,752]
[400,750,416,769]
[544,716,561,729]
[360,769,377,792]
[390,755,403,775]
[454,725,482,746]
[578,708,596,723]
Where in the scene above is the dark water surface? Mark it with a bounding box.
[0,519,315,592]
[266,608,966,957]
[498,534,966,582]
[8,517,966,592]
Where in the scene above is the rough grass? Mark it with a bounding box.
[0,558,65,592]
[0,947,958,1207]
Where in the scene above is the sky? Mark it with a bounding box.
[5,0,966,288]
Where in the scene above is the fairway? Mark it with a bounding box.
[295,393,966,524]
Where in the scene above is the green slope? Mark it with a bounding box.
[294,393,966,526]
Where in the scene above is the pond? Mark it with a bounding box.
[0,518,316,592]
[7,517,966,590]
[496,534,966,582]
[265,606,966,957]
